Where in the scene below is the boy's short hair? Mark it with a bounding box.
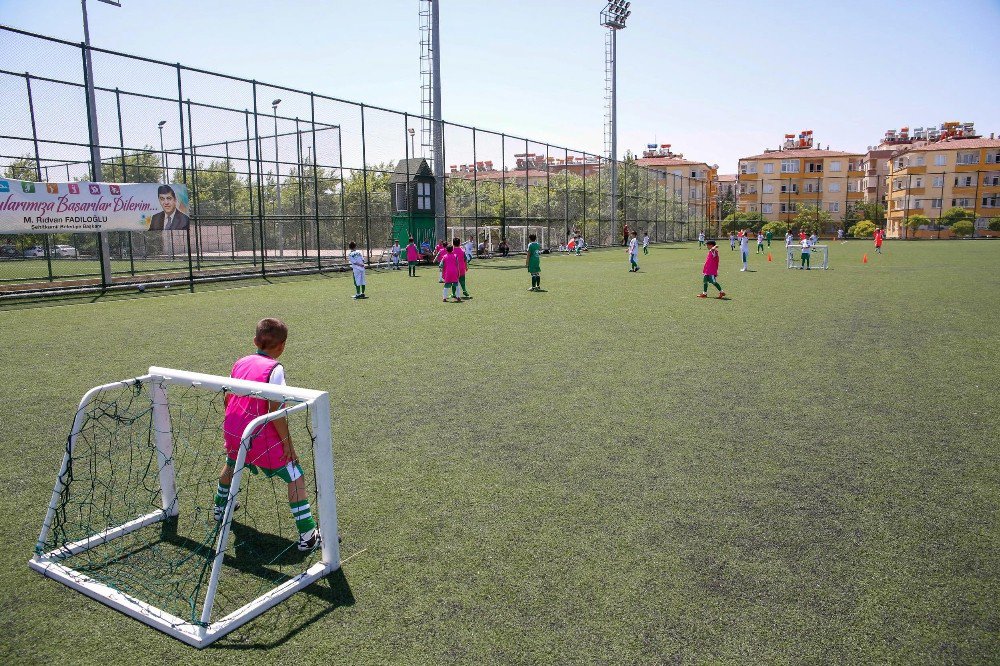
[408,237,414,242]
[348,241,356,250]
[706,240,717,247]
[528,234,536,241]
[453,237,461,245]
[255,318,288,350]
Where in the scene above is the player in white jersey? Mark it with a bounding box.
[800,236,812,270]
[642,232,650,255]
[756,232,765,254]
[740,231,750,271]
[697,230,705,248]
[347,241,367,299]
[785,231,793,246]
[464,237,475,263]
[628,231,640,272]
[390,241,401,270]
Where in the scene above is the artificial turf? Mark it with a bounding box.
[1,239,998,664]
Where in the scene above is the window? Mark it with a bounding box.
[690,188,697,198]
[763,163,774,174]
[690,171,697,178]
[848,162,857,171]
[914,177,922,188]
[934,155,947,166]
[780,159,799,173]
[954,175,974,187]
[828,182,841,193]
[780,202,797,213]
[416,182,432,210]
[933,175,944,187]
[805,182,822,193]
[749,205,758,212]
[761,203,773,214]
[740,162,757,174]
[394,183,408,212]
[985,175,1000,186]
[911,199,921,209]
[828,202,840,212]
[931,199,942,209]
[914,156,925,166]
[983,196,999,208]
[847,181,859,193]
[763,183,774,194]
[957,152,979,165]
[780,183,798,194]
[896,158,905,170]
[951,198,972,207]
[986,152,1000,164]
[829,161,841,172]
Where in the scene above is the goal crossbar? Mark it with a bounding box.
[29,366,341,648]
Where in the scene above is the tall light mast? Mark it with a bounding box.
[601,1,631,235]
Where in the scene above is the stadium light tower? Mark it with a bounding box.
[157,120,167,184]
[601,0,631,235]
[81,0,120,287]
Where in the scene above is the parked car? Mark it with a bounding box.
[53,244,79,258]
[23,245,45,258]
[0,244,19,259]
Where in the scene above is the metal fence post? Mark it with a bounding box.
[360,103,371,262]
[251,83,267,277]
[310,94,321,269]
[176,65,194,291]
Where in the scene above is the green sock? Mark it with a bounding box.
[361,284,366,294]
[354,281,360,295]
[459,275,468,294]
[214,482,230,508]
[451,284,457,298]
[290,500,316,534]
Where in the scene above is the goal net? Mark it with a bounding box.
[29,366,341,648]
[785,243,830,269]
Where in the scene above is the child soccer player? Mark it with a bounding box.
[698,230,705,248]
[628,230,640,272]
[348,241,367,299]
[756,231,765,254]
[729,232,737,251]
[766,229,773,247]
[642,231,650,255]
[405,237,420,277]
[575,235,583,255]
[785,231,793,247]
[464,236,475,264]
[874,228,884,254]
[698,240,725,299]
[214,318,321,552]
[800,235,812,270]
[526,233,542,291]
[740,230,750,271]
[390,240,401,270]
[453,237,471,298]
[440,245,460,302]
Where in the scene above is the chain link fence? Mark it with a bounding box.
[0,26,710,297]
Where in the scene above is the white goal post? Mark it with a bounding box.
[786,243,829,269]
[29,366,341,648]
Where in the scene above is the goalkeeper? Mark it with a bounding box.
[213,318,321,552]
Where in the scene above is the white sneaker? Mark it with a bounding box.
[213,500,240,521]
[740,268,747,272]
[297,528,322,552]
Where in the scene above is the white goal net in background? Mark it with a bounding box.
[29,367,341,648]
[786,244,830,270]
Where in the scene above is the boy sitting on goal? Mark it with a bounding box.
[213,318,321,552]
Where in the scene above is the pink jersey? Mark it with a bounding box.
[406,243,420,261]
[453,246,467,276]
[434,246,446,263]
[440,250,460,283]
[223,353,285,470]
[703,248,720,276]
[874,231,883,247]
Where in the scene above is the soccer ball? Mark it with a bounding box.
[137,285,145,293]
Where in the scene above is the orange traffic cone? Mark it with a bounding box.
[767,252,772,262]
[862,253,868,263]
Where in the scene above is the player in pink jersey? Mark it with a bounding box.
[440,245,461,302]
[453,237,472,299]
[698,240,726,299]
[405,236,421,277]
[212,318,321,552]
[434,241,447,282]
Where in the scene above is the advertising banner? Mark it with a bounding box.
[0,179,191,234]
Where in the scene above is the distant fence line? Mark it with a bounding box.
[0,25,710,296]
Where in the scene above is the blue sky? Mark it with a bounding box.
[3,0,998,172]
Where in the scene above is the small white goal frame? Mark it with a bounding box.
[28,366,341,648]
[786,243,829,270]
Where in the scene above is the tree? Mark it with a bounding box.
[2,156,38,180]
[722,211,764,234]
[848,220,876,238]
[951,220,975,237]
[850,201,885,227]
[988,218,1000,232]
[761,221,788,238]
[940,207,975,227]
[101,148,164,183]
[794,204,832,236]
[905,214,930,238]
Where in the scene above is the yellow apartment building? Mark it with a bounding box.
[885,136,1000,237]
[737,133,864,227]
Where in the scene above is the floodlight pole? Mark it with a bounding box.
[601,2,630,242]
[272,99,284,257]
[157,121,166,184]
[430,0,445,243]
[81,0,119,288]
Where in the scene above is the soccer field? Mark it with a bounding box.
[2,240,999,664]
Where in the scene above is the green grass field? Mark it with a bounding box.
[2,240,999,664]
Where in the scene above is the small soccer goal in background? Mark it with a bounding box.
[29,366,341,648]
[785,243,830,270]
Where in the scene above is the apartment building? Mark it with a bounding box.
[635,145,717,220]
[885,130,1000,237]
[737,131,864,225]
